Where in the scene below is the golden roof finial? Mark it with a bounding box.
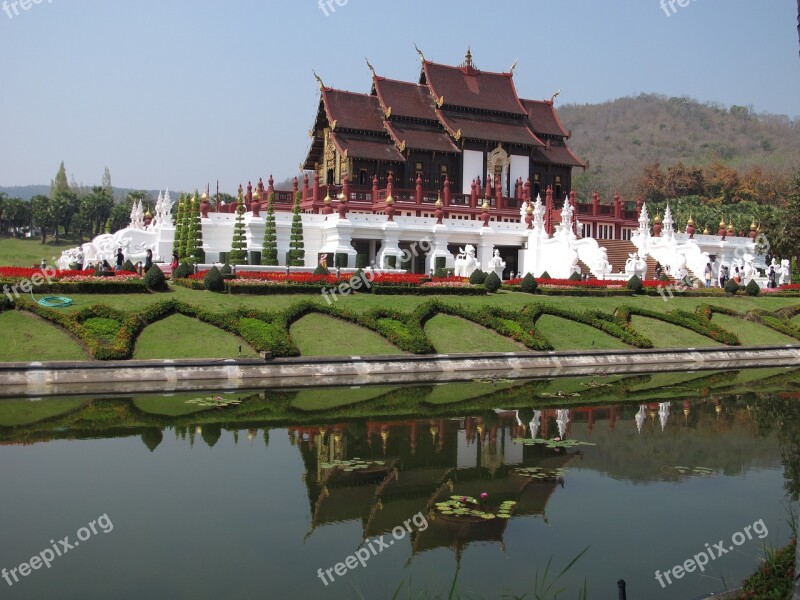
[413,43,426,63]
[365,57,376,78]
[312,70,326,90]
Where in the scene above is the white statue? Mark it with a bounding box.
[625,252,647,279]
[742,254,756,284]
[454,244,479,278]
[486,249,506,279]
[594,248,612,278]
[519,199,530,221]
[780,259,791,286]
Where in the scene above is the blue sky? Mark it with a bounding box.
[1,0,798,192]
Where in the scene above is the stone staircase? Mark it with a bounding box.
[599,240,659,279]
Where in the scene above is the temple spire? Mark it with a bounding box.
[465,47,472,68]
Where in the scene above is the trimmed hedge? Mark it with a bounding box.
[172,262,193,280]
[520,273,537,294]
[372,285,487,296]
[469,270,487,285]
[204,267,225,292]
[616,305,740,345]
[484,272,501,293]
[745,280,760,296]
[724,279,741,294]
[144,266,168,291]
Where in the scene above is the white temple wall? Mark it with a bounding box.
[461,150,483,194]
[509,154,529,191]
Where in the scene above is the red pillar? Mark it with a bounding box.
[313,171,320,203]
[443,175,451,206]
[302,173,310,201]
[415,173,423,205]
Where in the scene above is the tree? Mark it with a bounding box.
[101,166,113,199]
[2,198,30,235]
[50,161,69,197]
[773,171,800,268]
[180,194,195,260]
[261,192,278,266]
[185,194,204,263]
[172,194,186,259]
[229,194,248,265]
[287,191,305,267]
[31,195,52,243]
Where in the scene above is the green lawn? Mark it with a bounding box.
[630,315,721,348]
[535,315,632,350]
[711,313,797,346]
[424,381,522,404]
[0,311,87,361]
[289,385,398,411]
[132,393,230,417]
[424,314,526,354]
[133,314,258,359]
[0,235,84,267]
[290,313,405,356]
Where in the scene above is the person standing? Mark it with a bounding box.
[144,249,153,273]
[115,248,124,271]
[704,262,713,288]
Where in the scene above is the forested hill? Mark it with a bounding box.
[558,94,800,199]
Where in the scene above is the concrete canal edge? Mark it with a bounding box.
[0,345,799,397]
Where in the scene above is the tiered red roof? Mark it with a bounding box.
[421,61,528,116]
[521,99,571,138]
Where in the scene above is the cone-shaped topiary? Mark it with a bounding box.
[485,271,501,293]
[287,191,305,267]
[745,279,760,296]
[540,271,551,280]
[229,194,248,265]
[724,279,740,294]
[204,266,225,292]
[144,265,168,291]
[659,273,671,282]
[173,194,186,260]
[521,272,538,293]
[261,192,279,266]
[469,269,487,284]
[569,271,582,281]
[313,263,330,276]
[627,274,643,294]
[181,193,195,261]
[219,262,234,280]
[186,194,205,263]
[121,259,136,273]
[172,262,192,280]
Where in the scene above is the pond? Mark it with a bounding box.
[1,368,799,599]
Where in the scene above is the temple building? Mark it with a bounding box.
[302,48,584,222]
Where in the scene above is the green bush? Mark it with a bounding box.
[724,279,741,294]
[313,263,330,276]
[173,262,193,280]
[121,259,136,272]
[435,257,446,272]
[219,262,235,280]
[540,271,551,279]
[521,273,538,294]
[484,272,501,293]
[204,266,225,293]
[627,274,643,294]
[569,271,582,281]
[659,273,671,282]
[469,270,487,285]
[353,268,371,293]
[143,265,168,291]
[745,280,760,296]
[355,254,368,269]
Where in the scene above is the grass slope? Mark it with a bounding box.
[630,315,722,348]
[535,315,631,350]
[424,314,526,354]
[711,313,797,346]
[290,313,405,357]
[0,311,86,361]
[0,398,86,426]
[133,314,258,359]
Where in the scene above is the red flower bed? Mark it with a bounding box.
[0,267,139,280]
[779,284,800,290]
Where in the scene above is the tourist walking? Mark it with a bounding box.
[704,262,713,288]
[170,251,179,271]
[115,248,124,271]
[768,264,777,288]
[654,262,663,280]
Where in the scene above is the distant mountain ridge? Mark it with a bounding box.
[0,185,187,203]
[558,93,800,198]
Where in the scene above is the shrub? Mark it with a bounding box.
[568,271,582,281]
[434,267,447,278]
[143,265,168,291]
[659,273,670,282]
[724,279,740,294]
[355,254,368,269]
[204,266,225,292]
[540,271,551,279]
[521,273,538,294]
[219,262,234,280]
[313,263,330,276]
[435,257,446,272]
[745,280,760,296]
[627,274,643,294]
[173,262,193,280]
[469,270,487,285]
[484,272,501,293]
[353,268,371,293]
[122,259,136,273]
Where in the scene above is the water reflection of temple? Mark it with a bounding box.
[291,408,620,560]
